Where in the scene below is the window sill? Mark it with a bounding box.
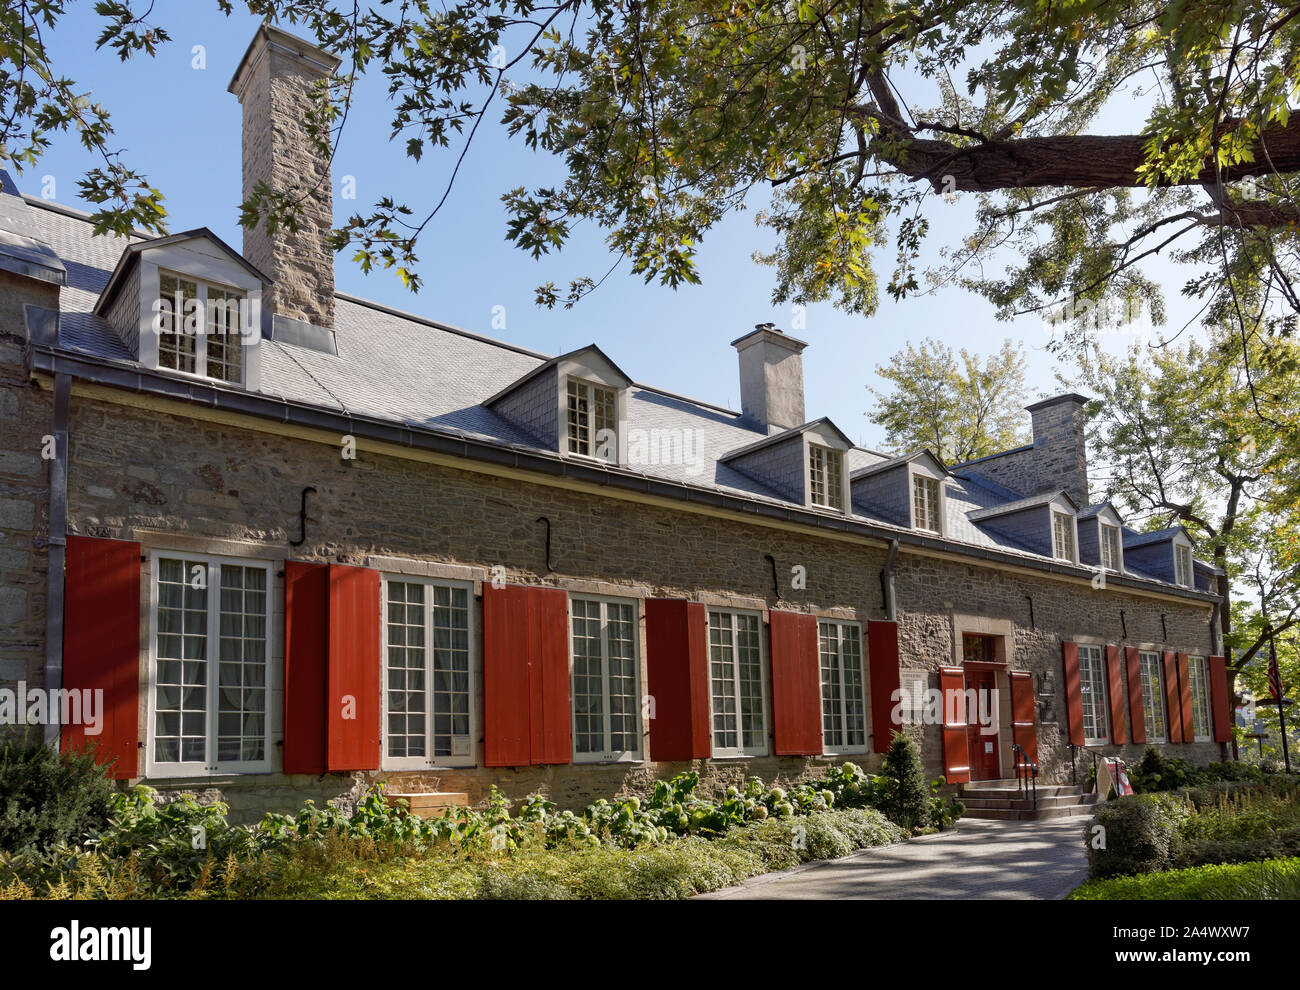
[573,757,645,767]
[709,753,770,761]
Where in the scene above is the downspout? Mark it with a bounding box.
[42,372,70,746]
[881,538,900,621]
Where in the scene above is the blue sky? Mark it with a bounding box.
[23,2,1203,449]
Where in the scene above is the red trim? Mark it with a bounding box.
[1125,646,1146,745]
[1208,655,1231,743]
[938,665,970,784]
[1177,653,1195,742]
[529,586,571,766]
[769,611,822,756]
[1062,641,1084,747]
[1163,651,1183,743]
[644,598,711,761]
[62,535,140,779]
[1105,645,1127,744]
[326,564,382,771]
[867,620,902,754]
[1009,671,1037,767]
[283,561,329,774]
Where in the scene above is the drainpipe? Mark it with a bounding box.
[881,538,900,621]
[42,372,70,746]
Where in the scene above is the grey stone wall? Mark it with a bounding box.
[0,271,56,698]
[55,392,1220,814]
[967,396,1091,507]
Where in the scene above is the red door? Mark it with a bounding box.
[965,666,1001,780]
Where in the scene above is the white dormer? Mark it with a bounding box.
[801,421,852,513]
[907,453,947,535]
[1173,532,1195,588]
[1050,501,1079,563]
[486,344,632,465]
[94,230,268,390]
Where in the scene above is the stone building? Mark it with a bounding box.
[0,25,1232,821]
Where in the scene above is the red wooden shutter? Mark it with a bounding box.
[1105,645,1127,744]
[1207,655,1231,743]
[1163,651,1183,743]
[1061,641,1084,747]
[1126,646,1146,745]
[326,564,382,771]
[482,584,533,767]
[529,586,571,765]
[867,619,902,754]
[1009,670,1037,768]
[283,561,329,774]
[1176,653,1195,742]
[644,598,710,761]
[938,666,970,784]
[482,584,571,767]
[769,611,822,756]
[62,535,140,779]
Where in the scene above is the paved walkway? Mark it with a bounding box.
[697,815,1091,900]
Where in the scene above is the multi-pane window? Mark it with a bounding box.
[708,609,768,756]
[151,554,270,772]
[912,474,941,532]
[1188,655,1212,741]
[1139,650,1167,742]
[566,377,617,460]
[1175,544,1194,588]
[383,578,473,767]
[570,597,641,762]
[1052,511,1076,562]
[809,445,844,511]
[1077,644,1109,744]
[1100,524,1122,571]
[156,270,246,383]
[819,621,866,752]
[963,634,997,663]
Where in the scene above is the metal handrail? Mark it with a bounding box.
[1011,742,1037,809]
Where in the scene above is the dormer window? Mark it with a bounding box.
[155,271,247,384]
[1052,511,1076,562]
[566,377,617,460]
[809,444,844,511]
[912,474,941,533]
[1100,523,1122,571]
[1174,544,1194,588]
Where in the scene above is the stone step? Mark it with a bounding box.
[961,804,1098,822]
[961,779,1086,796]
[960,792,1099,812]
[385,792,470,819]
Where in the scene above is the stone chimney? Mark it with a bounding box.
[228,24,341,329]
[731,323,808,433]
[1026,394,1090,506]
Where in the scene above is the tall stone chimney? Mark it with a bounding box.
[1025,393,1091,506]
[228,24,341,329]
[731,323,808,433]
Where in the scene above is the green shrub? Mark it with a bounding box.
[878,733,931,831]
[1128,747,1272,794]
[1086,792,1192,878]
[1070,857,1300,900]
[0,741,114,855]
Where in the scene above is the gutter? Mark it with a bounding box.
[881,539,900,621]
[42,372,70,746]
[30,348,1224,609]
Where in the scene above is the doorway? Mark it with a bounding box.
[964,664,1002,780]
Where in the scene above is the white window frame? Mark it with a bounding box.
[818,619,867,755]
[1138,650,1167,743]
[154,268,249,386]
[1077,643,1109,746]
[911,472,942,534]
[808,444,845,512]
[568,594,643,764]
[1100,522,1123,572]
[380,575,477,770]
[706,607,770,758]
[145,550,274,777]
[1188,654,1212,742]
[1174,543,1194,588]
[1052,511,1077,563]
[565,375,619,462]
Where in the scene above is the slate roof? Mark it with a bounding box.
[11,184,1219,593]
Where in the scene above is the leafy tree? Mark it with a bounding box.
[1068,327,1300,715]
[4,0,1300,347]
[879,731,931,832]
[869,337,1027,464]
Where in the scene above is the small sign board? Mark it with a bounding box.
[1098,757,1133,798]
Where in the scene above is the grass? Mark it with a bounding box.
[1069,857,1300,900]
